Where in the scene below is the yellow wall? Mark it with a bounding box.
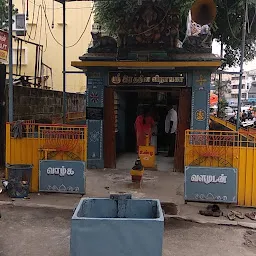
[11,0,93,92]
[184,130,256,207]
[6,123,88,192]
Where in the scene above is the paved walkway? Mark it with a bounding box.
[0,168,184,209]
[1,168,256,229]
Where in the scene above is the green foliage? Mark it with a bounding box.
[94,0,256,67]
[218,98,228,118]
[214,79,230,118]
[94,0,194,36]
[214,0,256,68]
[0,0,18,29]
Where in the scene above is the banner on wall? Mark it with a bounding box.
[109,72,187,87]
[0,30,8,61]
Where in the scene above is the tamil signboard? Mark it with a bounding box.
[39,160,86,194]
[0,30,8,61]
[184,166,237,204]
[109,72,187,87]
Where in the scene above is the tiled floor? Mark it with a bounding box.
[116,152,174,171]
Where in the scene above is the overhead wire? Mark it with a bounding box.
[27,3,42,41]
[41,1,94,48]
[38,0,43,47]
[224,0,242,41]
[26,0,29,20]
[42,0,48,52]
[22,0,26,14]
[26,0,36,40]
[28,0,93,9]
[52,0,55,28]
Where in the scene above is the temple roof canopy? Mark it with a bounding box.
[71,59,221,70]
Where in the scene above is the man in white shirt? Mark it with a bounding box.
[165,105,178,157]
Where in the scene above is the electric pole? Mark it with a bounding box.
[8,0,13,122]
[236,0,248,131]
[62,0,66,124]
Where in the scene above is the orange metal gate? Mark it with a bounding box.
[6,122,87,192]
[184,129,256,207]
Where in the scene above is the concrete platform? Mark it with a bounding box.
[1,168,256,230]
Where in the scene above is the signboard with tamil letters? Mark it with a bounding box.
[39,160,86,194]
[109,71,187,87]
[184,166,237,204]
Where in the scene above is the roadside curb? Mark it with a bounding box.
[165,214,256,229]
[2,200,256,230]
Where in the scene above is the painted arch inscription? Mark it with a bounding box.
[109,71,187,87]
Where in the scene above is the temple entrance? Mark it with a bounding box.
[104,85,192,172]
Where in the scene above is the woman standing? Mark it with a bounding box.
[150,106,159,154]
[134,107,155,152]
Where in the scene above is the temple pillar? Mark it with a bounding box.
[86,68,107,169]
[191,70,211,130]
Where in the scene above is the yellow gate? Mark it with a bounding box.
[185,129,256,207]
[6,122,87,192]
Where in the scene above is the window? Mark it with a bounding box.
[11,47,28,65]
[232,85,238,89]
[15,14,26,30]
[242,93,247,98]
[231,94,238,98]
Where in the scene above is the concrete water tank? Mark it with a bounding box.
[70,195,164,256]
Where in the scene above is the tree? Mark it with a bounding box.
[214,79,230,118]
[94,0,194,36]
[0,0,18,30]
[94,0,256,68]
[214,0,256,68]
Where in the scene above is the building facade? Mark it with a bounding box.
[247,69,256,104]
[229,70,256,107]
[9,0,93,92]
[210,73,232,102]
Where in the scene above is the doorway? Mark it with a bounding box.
[105,87,192,172]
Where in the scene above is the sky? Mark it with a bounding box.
[212,40,256,71]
